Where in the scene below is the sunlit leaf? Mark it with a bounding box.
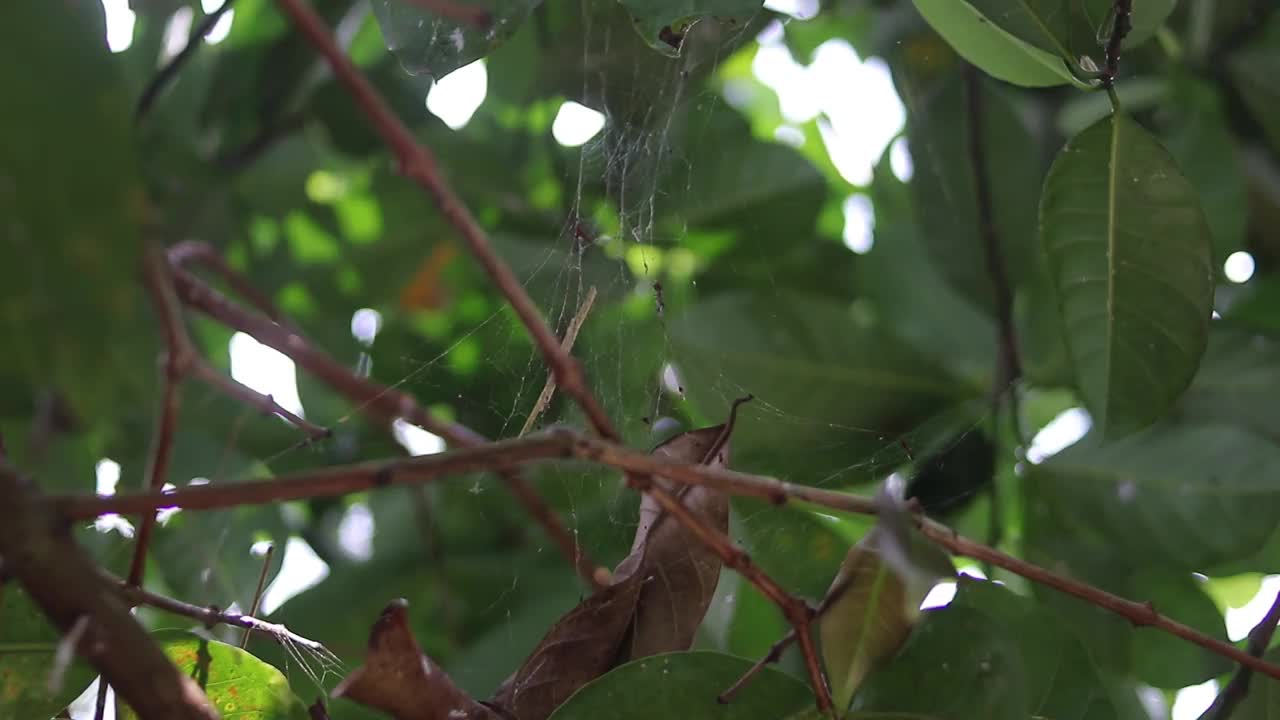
[0,586,95,719]
[119,629,307,720]
[1040,112,1214,438]
[911,0,1076,87]
[546,651,813,719]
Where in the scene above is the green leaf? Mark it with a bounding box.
[546,651,813,719]
[0,587,96,719]
[1228,17,1280,154]
[911,0,1077,87]
[371,0,541,78]
[1127,569,1232,688]
[1039,112,1214,439]
[670,293,976,480]
[902,74,1043,314]
[1179,328,1280,436]
[119,630,307,720]
[0,0,151,424]
[617,0,763,56]
[854,580,1137,719]
[1035,422,1280,570]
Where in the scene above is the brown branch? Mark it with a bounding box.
[170,258,609,590]
[169,240,304,335]
[518,286,598,437]
[272,0,616,441]
[915,519,1280,683]
[1208,588,1280,719]
[55,431,576,518]
[50,424,1280,685]
[0,460,217,719]
[190,360,330,441]
[1101,0,1133,85]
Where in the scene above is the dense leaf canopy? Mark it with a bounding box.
[2,0,1279,718]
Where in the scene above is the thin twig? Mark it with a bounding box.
[1208,588,1280,719]
[190,360,330,441]
[136,0,237,119]
[1102,0,1134,85]
[273,0,616,441]
[169,240,304,335]
[170,258,609,590]
[241,544,276,649]
[106,573,336,659]
[518,286,598,437]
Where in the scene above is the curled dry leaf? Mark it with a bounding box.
[333,600,500,720]
[493,422,734,720]
[819,481,954,710]
[621,424,731,660]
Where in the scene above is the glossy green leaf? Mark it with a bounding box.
[911,0,1077,87]
[372,0,541,77]
[1035,422,1280,570]
[854,580,1138,719]
[1228,17,1280,154]
[618,0,763,56]
[546,651,813,719]
[0,0,151,423]
[0,587,95,719]
[1040,112,1214,438]
[903,74,1043,314]
[670,292,977,480]
[119,630,307,720]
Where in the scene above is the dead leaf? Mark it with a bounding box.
[333,600,500,720]
[399,241,457,312]
[492,422,736,720]
[621,424,730,660]
[491,570,645,720]
[818,479,954,710]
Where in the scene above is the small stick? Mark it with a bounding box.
[241,543,276,649]
[518,286,598,437]
[48,616,90,694]
[136,0,237,119]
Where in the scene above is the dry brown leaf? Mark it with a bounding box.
[621,424,730,660]
[491,569,645,720]
[492,422,735,720]
[333,600,500,720]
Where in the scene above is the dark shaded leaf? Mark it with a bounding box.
[854,580,1143,719]
[906,431,995,519]
[546,651,813,720]
[0,0,152,424]
[1228,16,1280,154]
[617,0,764,56]
[333,600,500,720]
[1224,646,1280,718]
[1040,112,1214,439]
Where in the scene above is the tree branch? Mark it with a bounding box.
[1102,0,1134,85]
[273,0,616,441]
[0,460,217,720]
[56,431,576,518]
[1207,587,1280,719]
